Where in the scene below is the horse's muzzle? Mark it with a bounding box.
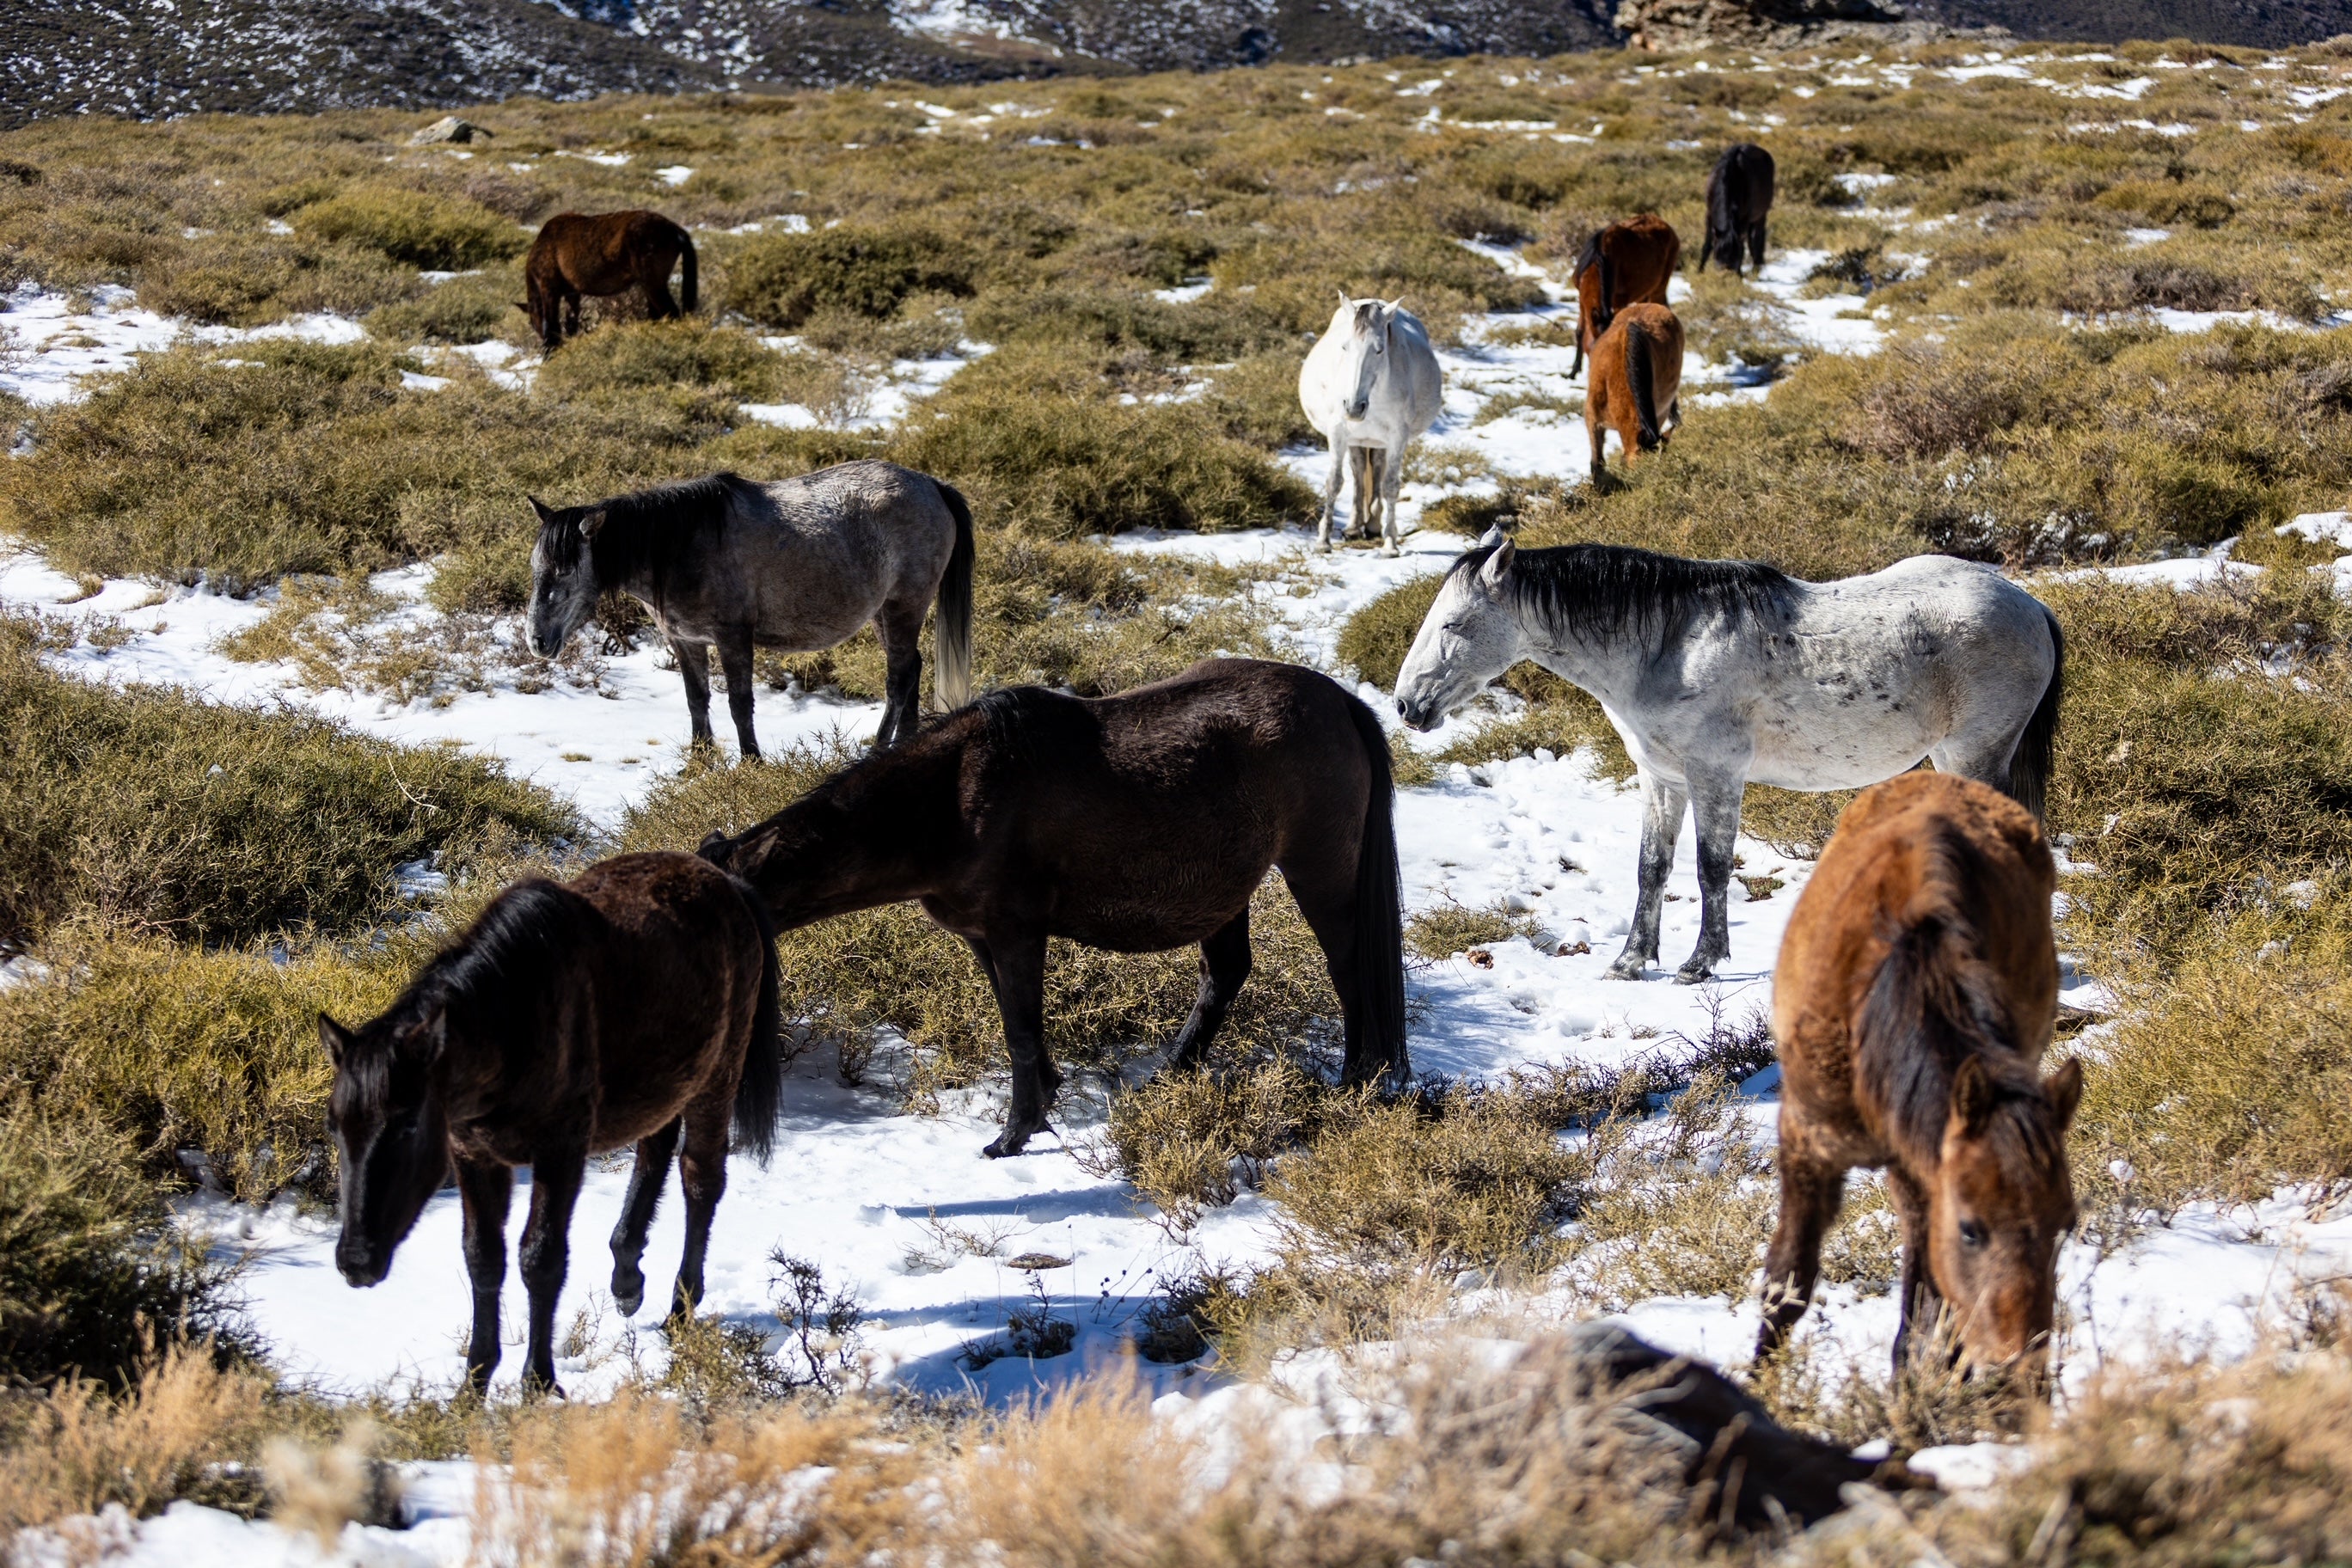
[529,628,562,659]
[1396,695,1441,733]
[1344,400,1369,420]
[336,1247,387,1289]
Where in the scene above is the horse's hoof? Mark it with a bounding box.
[1602,962,1646,982]
[1673,965,1718,986]
[611,1274,644,1317]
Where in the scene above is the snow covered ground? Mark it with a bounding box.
[10,225,2352,1560]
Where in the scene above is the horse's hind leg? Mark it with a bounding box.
[609,1118,681,1318]
[1755,1140,1845,1362]
[1167,908,1252,1073]
[1607,770,1687,980]
[1280,844,1379,1086]
[518,1146,586,1394]
[670,1103,731,1318]
[716,632,761,760]
[457,1158,514,1394]
[873,600,925,750]
[1749,221,1768,273]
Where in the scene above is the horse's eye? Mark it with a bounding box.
[1958,1220,1988,1249]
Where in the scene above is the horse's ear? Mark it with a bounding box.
[579,507,608,540]
[318,1013,350,1067]
[1477,537,1516,598]
[2044,1057,2085,1132]
[1951,1054,1999,1136]
[528,494,558,527]
[1336,285,1351,306]
[1477,524,1510,550]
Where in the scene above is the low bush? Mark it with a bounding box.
[364,267,528,346]
[0,620,576,947]
[289,187,527,272]
[726,224,977,329]
[1334,574,1440,689]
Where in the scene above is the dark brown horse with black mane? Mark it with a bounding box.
[1571,214,1680,379]
[524,209,698,350]
[698,658,1407,1158]
[529,462,974,756]
[1701,144,1776,277]
[321,852,781,1394]
[1759,772,2080,1388]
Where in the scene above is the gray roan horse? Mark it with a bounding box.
[529,460,975,756]
[1393,534,2062,983]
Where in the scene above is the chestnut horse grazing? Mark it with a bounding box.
[322,853,782,1393]
[524,210,698,350]
[1585,301,1683,477]
[700,658,1407,1158]
[1701,144,1776,276]
[1570,214,1680,378]
[1759,772,2081,1385]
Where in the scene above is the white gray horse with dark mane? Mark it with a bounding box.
[1300,294,1443,555]
[529,459,974,756]
[1393,533,2062,983]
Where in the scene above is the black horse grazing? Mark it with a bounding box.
[699,658,1407,1158]
[1701,144,1777,276]
[529,462,975,756]
[321,853,782,1393]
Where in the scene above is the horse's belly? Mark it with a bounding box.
[1745,692,1945,791]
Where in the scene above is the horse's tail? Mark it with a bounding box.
[1342,691,1408,1087]
[1595,246,1618,339]
[676,226,700,313]
[932,481,976,711]
[2008,603,2064,824]
[726,871,784,1165]
[1626,316,1663,452]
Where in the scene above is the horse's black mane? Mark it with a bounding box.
[1572,228,1605,281]
[542,471,764,591]
[1456,542,1790,647]
[360,879,594,1075]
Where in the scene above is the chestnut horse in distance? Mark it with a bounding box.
[1759,772,2081,1387]
[1570,214,1680,378]
[524,210,698,350]
[1584,301,1682,479]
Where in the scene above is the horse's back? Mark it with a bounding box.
[716,460,958,634]
[1773,771,2056,1133]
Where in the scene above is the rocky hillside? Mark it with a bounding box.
[3,0,2349,129]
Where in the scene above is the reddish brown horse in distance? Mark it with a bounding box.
[1570,213,1680,378]
[699,658,1407,1159]
[1759,772,2081,1387]
[1701,143,1776,276]
[1585,301,1683,479]
[524,209,698,350]
[321,853,781,1393]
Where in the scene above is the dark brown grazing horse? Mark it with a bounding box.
[1758,772,2081,1387]
[524,210,699,351]
[1701,144,1776,277]
[321,853,781,1393]
[1570,214,1680,378]
[699,658,1406,1158]
[1584,301,1683,479]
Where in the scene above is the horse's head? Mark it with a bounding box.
[1928,1054,2084,1382]
[321,1005,453,1289]
[1394,530,1528,732]
[526,495,604,658]
[1331,292,1401,421]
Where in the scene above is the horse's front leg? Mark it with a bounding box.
[1607,769,1687,979]
[1316,437,1345,552]
[518,1148,586,1394]
[456,1158,513,1394]
[1676,771,1745,984]
[670,635,717,750]
[1749,222,1768,273]
[1887,1166,1945,1375]
[715,633,760,760]
[609,1118,681,1318]
[671,1101,732,1318]
[977,930,1060,1159]
[1755,1137,1845,1363]
[1377,441,1406,557]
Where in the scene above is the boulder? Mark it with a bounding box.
[412,116,490,145]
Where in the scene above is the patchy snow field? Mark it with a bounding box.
[9,224,2352,1561]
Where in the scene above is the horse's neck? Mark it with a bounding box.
[1524,622,1645,709]
[733,763,954,928]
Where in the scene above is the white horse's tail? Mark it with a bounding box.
[2007,604,2063,823]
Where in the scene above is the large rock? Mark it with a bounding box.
[1615,0,1982,49]
[411,114,489,144]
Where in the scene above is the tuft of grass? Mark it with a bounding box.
[726,224,977,329]
[0,617,576,948]
[1403,897,1545,962]
[289,187,527,272]
[1334,574,1440,689]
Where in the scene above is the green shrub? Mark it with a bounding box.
[533,318,826,406]
[726,225,977,329]
[0,618,576,947]
[364,268,527,346]
[0,1110,249,1388]
[1334,576,1441,689]
[291,187,527,271]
